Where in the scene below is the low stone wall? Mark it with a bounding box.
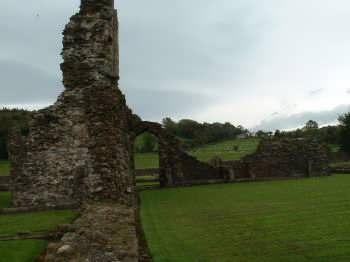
[134,137,331,187]
[330,168,350,174]
[0,204,78,215]
[131,121,228,187]
[167,151,228,185]
[0,176,10,191]
[223,139,329,180]
[135,169,159,177]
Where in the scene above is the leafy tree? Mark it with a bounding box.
[134,132,158,153]
[0,108,32,159]
[161,117,247,148]
[338,113,350,154]
[162,117,177,135]
[274,129,281,137]
[256,130,272,138]
[304,120,319,130]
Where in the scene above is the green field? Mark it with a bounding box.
[140,174,350,261]
[0,210,79,236]
[135,138,260,169]
[0,191,11,208]
[135,153,160,170]
[189,138,260,162]
[0,160,10,176]
[0,192,78,262]
[329,144,341,153]
[0,240,48,262]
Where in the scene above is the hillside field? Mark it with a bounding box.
[140,174,350,262]
[135,138,260,169]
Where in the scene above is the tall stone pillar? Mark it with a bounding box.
[10,0,133,207]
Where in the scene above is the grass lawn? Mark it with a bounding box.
[0,240,48,262]
[0,191,11,208]
[329,144,341,153]
[0,191,78,262]
[140,174,350,262]
[0,160,10,176]
[135,153,159,169]
[135,138,260,169]
[0,210,79,236]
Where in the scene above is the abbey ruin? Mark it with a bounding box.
[5,0,330,261]
[8,0,226,209]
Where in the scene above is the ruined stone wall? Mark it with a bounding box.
[228,138,329,180]
[44,202,140,262]
[8,0,134,207]
[132,121,227,187]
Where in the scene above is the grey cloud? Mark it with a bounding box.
[0,60,62,105]
[347,89,350,94]
[122,88,216,121]
[1,0,350,126]
[118,0,263,93]
[254,104,350,131]
[308,88,324,96]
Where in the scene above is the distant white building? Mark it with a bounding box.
[236,134,248,139]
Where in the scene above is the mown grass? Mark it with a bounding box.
[0,190,78,262]
[135,138,260,169]
[0,160,10,176]
[135,153,160,169]
[0,210,79,236]
[140,174,350,262]
[0,240,48,262]
[329,144,341,153]
[0,191,11,209]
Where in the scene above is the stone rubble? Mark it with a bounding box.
[45,202,139,262]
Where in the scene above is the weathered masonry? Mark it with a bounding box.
[224,138,330,181]
[8,0,134,208]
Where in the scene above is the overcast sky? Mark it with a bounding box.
[1,0,349,131]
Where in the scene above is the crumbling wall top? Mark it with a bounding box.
[80,0,114,13]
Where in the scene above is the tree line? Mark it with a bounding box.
[255,116,350,154]
[1,108,350,158]
[161,118,249,149]
[134,118,249,153]
[0,108,32,159]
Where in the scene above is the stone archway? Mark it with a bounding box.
[131,121,227,187]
